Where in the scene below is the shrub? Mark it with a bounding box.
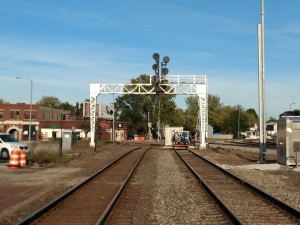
[27,149,68,165]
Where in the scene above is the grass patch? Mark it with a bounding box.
[26,140,113,165]
[27,149,68,166]
[73,140,112,147]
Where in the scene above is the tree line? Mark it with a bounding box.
[1,73,278,138]
[113,74,260,138]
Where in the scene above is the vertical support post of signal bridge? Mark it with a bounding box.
[90,83,100,148]
[197,82,207,149]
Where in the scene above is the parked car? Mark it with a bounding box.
[0,133,30,160]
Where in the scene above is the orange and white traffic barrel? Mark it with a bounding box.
[7,150,20,169]
[20,150,27,167]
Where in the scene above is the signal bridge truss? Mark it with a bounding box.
[89,75,208,148]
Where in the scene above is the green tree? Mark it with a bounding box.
[208,94,223,132]
[230,105,251,138]
[115,74,177,136]
[184,94,223,133]
[246,108,259,129]
[116,93,150,135]
[37,96,61,108]
[184,96,198,132]
[59,102,75,111]
[0,98,9,104]
[168,108,185,127]
[219,106,235,134]
[218,105,256,138]
[267,116,277,123]
[246,108,258,119]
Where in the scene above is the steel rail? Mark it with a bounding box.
[174,149,243,225]
[16,147,141,225]
[96,147,151,225]
[209,140,276,149]
[187,149,300,219]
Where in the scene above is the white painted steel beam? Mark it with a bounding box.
[89,75,207,149]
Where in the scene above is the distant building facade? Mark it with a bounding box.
[0,103,126,142]
[0,103,70,140]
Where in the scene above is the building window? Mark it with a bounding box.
[24,111,36,120]
[0,111,3,120]
[24,111,29,119]
[10,111,20,119]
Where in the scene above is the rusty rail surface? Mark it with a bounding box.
[104,147,234,225]
[175,149,300,225]
[16,147,149,225]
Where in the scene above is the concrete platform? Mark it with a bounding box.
[234,163,300,172]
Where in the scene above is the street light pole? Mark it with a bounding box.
[16,76,33,142]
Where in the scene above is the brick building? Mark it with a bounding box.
[0,103,70,140]
[98,121,128,141]
[0,103,127,141]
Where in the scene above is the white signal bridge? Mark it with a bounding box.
[89,75,208,148]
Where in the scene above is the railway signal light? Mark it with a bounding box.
[151,52,170,78]
[153,52,160,61]
[161,67,169,75]
[163,56,169,64]
[152,63,159,72]
[151,52,170,92]
[161,55,170,77]
[152,52,160,75]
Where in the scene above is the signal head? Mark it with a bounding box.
[152,63,159,71]
[153,52,160,61]
[163,56,170,64]
[162,67,169,75]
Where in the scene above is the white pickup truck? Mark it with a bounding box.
[0,133,30,160]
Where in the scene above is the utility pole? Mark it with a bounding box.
[237,107,240,139]
[258,0,266,163]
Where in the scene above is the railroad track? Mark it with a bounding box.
[15,146,300,225]
[209,140,277,149]
[105,147,236,224]
[16,146,150,225]
[175,149,300,225]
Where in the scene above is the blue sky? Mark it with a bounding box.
[0,0,299,118]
